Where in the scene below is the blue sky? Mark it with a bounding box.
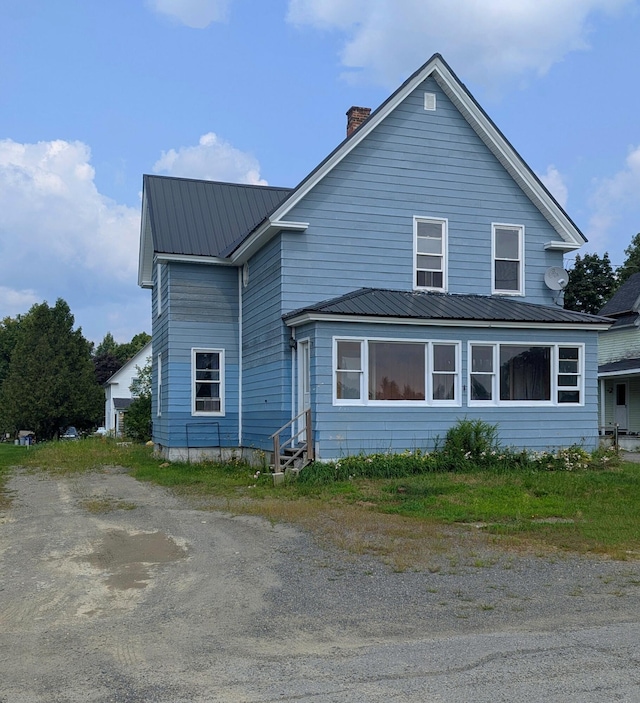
[1,0,639,345]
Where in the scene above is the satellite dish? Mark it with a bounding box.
[544,266,569,291]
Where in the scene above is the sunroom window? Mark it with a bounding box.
[336,340,363,401]
[334,338,459,406]
[368,342,425,400]
[469,343,582,405]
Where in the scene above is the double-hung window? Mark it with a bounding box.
[192,349,224,415]
[415,217,447,291]
[334,338,460,406]
[469,343,583,406]
[492,224,523,294]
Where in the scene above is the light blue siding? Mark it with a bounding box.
[150,71,593,459]
[281,76,563,313]
[297,320,600,460]
[151,261,169,445]
[241,236,290,449]
[153,262,239,449]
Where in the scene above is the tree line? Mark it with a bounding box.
[0,298,149,441]
[563,233,640,315]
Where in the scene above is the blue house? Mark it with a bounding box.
[138,54,610,466]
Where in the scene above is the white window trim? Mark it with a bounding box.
[191,348,225,416]
[156,262,163,317]
[492,223,524,296]
[414,216,448,293]
[156,353,162,417]
[467,342,584,407]
[333,336,461,407]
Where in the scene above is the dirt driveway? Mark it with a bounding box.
[1,466,640,702]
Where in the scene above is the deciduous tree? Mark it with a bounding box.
[616,233,640,287]
[563,252,616,315]
[125,357,152,442]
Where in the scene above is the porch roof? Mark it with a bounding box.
[598,358,640,378]
[284,288,613,329]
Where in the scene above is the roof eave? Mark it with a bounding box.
[155,252,234,266]
[138,184,154,288]
[229,220,309,264]
[284,311,611,331]
[240,53,585,256]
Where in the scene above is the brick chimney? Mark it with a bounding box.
[346,106,371,137]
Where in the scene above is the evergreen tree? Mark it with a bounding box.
[95,332,119,357]
[0,299,103,439]
[0,316,22,391]
[616,233,640,287]
[563,252,616,315]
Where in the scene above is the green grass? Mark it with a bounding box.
[2,439,640,561]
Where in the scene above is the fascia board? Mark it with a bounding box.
[598,368,640,378]
[254,54,584,251]
[230,220,308,264]
[138,194,154,288]
[284,312,610,331]
[432,66,585,247]
[155,253,234,266]
[265,57,443,226]
[544,241,582,251]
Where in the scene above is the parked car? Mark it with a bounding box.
[61,426,79,440]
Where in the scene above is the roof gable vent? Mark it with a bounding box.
[424,92,436,111]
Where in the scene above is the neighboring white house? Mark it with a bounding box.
[104,342,152,436]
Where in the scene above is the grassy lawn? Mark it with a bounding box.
[2,439,640,564]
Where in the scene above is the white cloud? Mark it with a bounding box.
[147,0,230,28]
[587,145,640,250]
[153,132,267,184]
[0,139,139,279]
[0,287,39,318]
[0,138,144,341]
[538,165,568,209]
[287,0,632,88]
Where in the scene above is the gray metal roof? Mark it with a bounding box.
[283,288,612,325]
[599,358,640,375]
[144,175,292,258]
[599,273,640,317]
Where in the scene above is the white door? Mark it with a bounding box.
[615,382,628,431]
[297,340,310,443]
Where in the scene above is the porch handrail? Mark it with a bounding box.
[270,408,313,471]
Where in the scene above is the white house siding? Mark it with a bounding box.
[598,327,640,364]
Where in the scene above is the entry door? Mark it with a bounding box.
[615,382,629,431]
[292,339,311,444]
[297,340,310,443]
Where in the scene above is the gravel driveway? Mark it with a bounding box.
[1,466,640,702]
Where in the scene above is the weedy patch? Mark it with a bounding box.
[80,497,137,514]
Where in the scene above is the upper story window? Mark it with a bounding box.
[492,224,524,294]
[334,338,460,406]
[192,349,225,416]
[414,217,447,292]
